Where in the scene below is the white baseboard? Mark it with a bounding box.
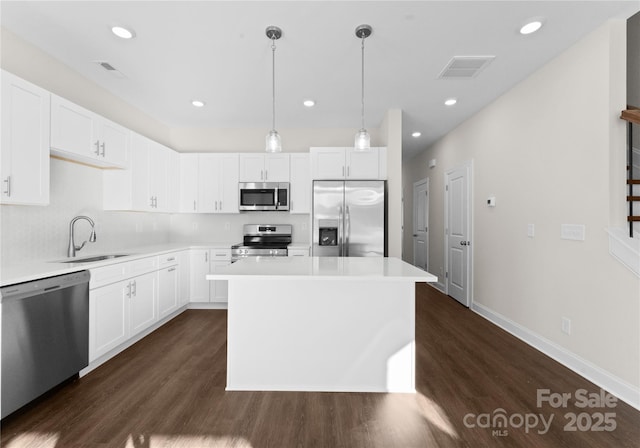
[472,302,640,411]
[188,302,228,310]
[429,281,446,294]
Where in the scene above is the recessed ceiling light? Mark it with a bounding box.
[411,132,421,138]
[520,20,543,35]
[303,100,315,107]
[191,100,205,108]
[444,98,457,106]
[111,26,135,39]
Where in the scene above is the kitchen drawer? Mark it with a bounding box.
[158,252,180,269]
[210,248,231,261]
[288,248,309,257]
[128,256,158,277]
[90,256,158,288]
[90,263,128,289]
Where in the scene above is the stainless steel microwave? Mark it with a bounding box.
[238,182,289,211]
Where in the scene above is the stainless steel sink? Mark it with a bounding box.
[52,254,130,263]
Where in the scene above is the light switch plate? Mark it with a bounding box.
[527,224,535,238]
[561,224,585,241]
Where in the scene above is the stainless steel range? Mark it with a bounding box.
[231,224,292,262]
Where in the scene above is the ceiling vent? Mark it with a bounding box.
[95,61,126,79]
[438,56,495,79]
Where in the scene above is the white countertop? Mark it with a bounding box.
[0,242,227,287]
[207,256,437,282]
[0,242,312,287]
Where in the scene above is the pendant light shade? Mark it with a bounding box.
[266,26,283,153]
[354,24,372,152]
[266,129,282,153]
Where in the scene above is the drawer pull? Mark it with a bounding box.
[168,267,176,272]
[166,257,176,262]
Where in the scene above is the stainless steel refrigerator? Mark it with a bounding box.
[312,180,386,257]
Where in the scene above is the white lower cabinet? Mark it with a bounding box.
[177,251,191,306]
[89,254,183,363]
[158,264,179,319]
[288,248,310,257]
[209,248,231,303]
[189,249,210,303]
[189,248,231,303]
[89,280,129,362]
[129,271,157,337]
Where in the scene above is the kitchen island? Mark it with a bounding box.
[207,256,437,393]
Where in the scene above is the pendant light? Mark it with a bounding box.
[266,26,282,153]
[354,24,372,151]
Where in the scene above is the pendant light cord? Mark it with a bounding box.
[271,37,276,131]
[360,34,365,131]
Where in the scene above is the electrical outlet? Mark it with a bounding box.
[561,317,571,335]
[561,224,585,241]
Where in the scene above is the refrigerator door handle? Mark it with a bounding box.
[345,205,351,257]
[338,205,343,257]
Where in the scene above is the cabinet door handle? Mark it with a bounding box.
[3,176,11,197]
[219,200,222,210]
[347,166,350,178]
[94,140,100,155]
[342,166,345,177]
[100,142,106,157]
[193,200,196,211]
[205,252,208,262]
[261,169,264,181]
[150,196,155,208]
[265,169,268,180]
[215,253,226,257]
[131,280,137,296]
[214,201,218,211]
[166,257,176,262]
[126,282,132,298]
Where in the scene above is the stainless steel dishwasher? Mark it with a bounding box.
[1,270,90,419]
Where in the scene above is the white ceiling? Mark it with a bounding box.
[2,1,638,159]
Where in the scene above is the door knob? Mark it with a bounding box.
[460,241,467,246]
[413,234,418,237]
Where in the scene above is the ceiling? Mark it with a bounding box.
[2,1,638,159]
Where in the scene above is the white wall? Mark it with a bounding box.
[380,109,403,258]
[628,12,640,109]
[404,20,639,396]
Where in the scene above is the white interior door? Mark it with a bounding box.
[445,163,471,307]
[412,179,429,271]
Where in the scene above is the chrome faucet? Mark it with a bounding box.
[67,216,97,257]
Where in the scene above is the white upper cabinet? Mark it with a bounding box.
[179,153,199,212]
[239,153,289,182]
[50,94,128,168]
[289,153,311,214]
[198,153,239,214]
[0,70,50,205]
[103,131,178,213]
[310,147,386,180]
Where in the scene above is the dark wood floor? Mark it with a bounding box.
[2,284,639,447]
